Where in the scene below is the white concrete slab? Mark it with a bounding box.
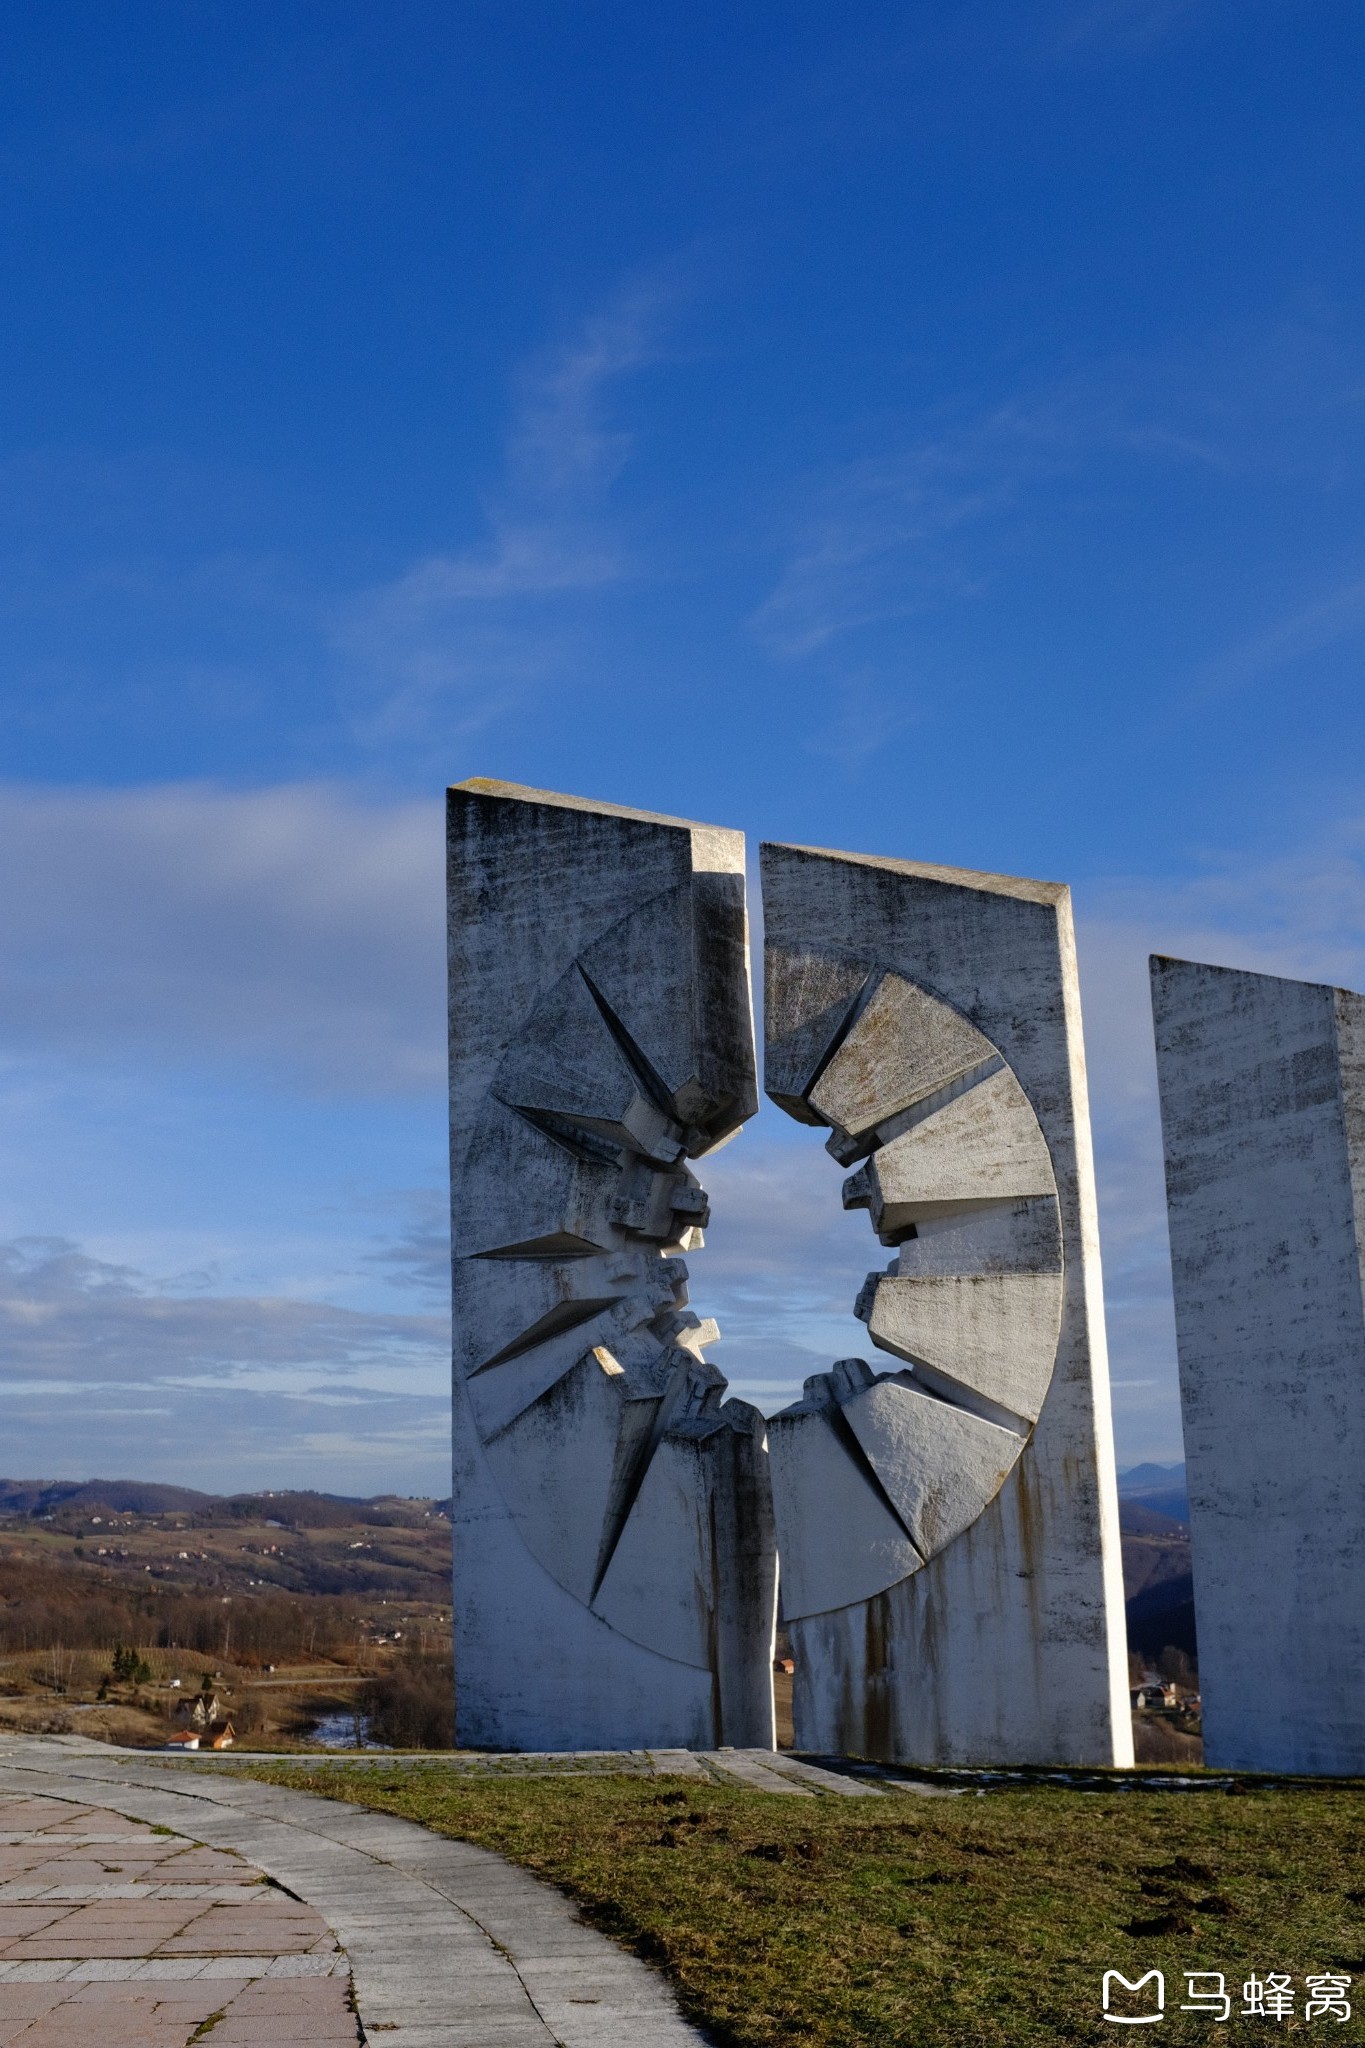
[808,969,996,1149]
[862,1272,1062,1423]
[760,841,1132,1767]
[864,1064,1056,1233]
[1151,955,1365,1775]
[448,781,776,1751]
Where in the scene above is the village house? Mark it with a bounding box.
[163,1719,234,1751]
[177,1691,223,1727]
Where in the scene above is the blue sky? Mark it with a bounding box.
[1,0,1363,1491]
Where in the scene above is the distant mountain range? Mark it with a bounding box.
[1116,1461,1188,1524]
[0,1469,1185,1520]
[1126,1571,1196,1662]
[1114,1464,1194,1665]
[0,1478,452,1607]
[0,1479,450,1524]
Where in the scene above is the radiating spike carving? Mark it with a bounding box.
[448,781,775,1753]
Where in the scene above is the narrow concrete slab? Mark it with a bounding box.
[696,1751,815,1795]
[754,1754,887,1797]
[0,1738,709,2047]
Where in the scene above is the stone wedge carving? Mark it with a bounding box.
[1151,955,1365,1775]
[839,1362,1026,1562]
[492,961,685,1163]
[857,1272,1063,1424]
[761,840,1132,1767]
[766,1369,924,1619]
[808,971,998,1158]
[449,780,776,1752]
[854,1064,1058,1235]
[784,971,1062,1544]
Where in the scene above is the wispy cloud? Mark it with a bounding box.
[1083,818,1365,995]
[750,315,1362,670]
[801,673,920,773]
[0,1237,446,1385]
[747,373,1170,661]
[0,1236,450,1492]
[749,417,1028,662]
[338,281,674,742]
[0,1379,450,1497]
[0,279,680,766]
[0,782,444,1095]
[367,1191,451,1303]
[1185,566,1365,709]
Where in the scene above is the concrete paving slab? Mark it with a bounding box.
[696,1749,814,1794]
[761,1754,887,1795]
[643,1750,714,1779]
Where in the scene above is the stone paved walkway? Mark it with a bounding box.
[0,1739,712,2046]
[0,1738,942,2044]
[0,1789,356,2045]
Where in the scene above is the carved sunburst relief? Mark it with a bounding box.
[765,967,1064,1622]
[454,879,770,1669]
[462,923,1062,1639]
[451,783,1123,1768]
[458,913,1064,1646]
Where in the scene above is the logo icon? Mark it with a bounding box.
[1103,1971,1166,2025]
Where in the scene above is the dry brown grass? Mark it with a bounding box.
[244,1762,1365,2048]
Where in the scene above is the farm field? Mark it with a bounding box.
[0,1479,452,1748]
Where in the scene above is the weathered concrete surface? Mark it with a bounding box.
[1151,955,1365,1775]
[761,843,1132,1767]
[448,781,776,1752]
[0,1737,711,2046]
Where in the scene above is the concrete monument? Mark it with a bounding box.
[761,842,1132,1765]
[447,779,777,1751]
[1151,955,1365,1774]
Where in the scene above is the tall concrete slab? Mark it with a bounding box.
[1151,955,1365,1775]
[447,779,776,1751]
[761,842,1132,1766]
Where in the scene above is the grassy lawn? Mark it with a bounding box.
[244,1762,1365,2045]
